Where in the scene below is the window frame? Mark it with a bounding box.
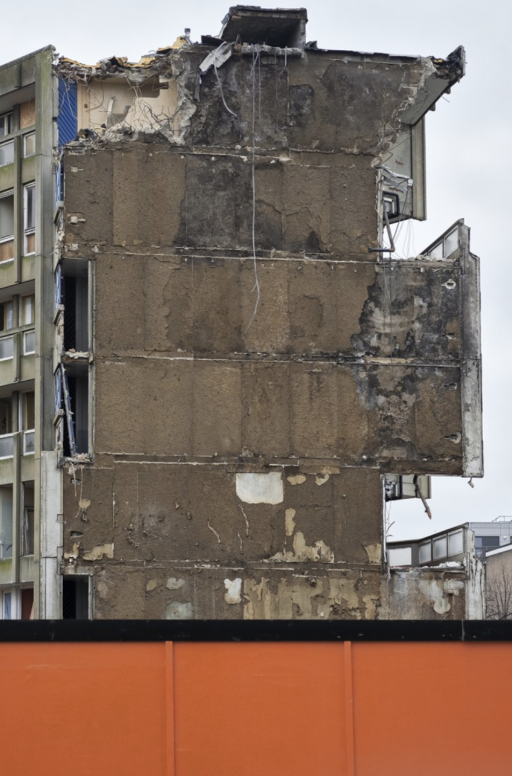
[0,112,13,138]
[20,295,35,327]
[23,183,36,256]
[0,140,14,167]
[23,132,35,158]
[0,334,14,361]
[23,330,35,356]
[0,189,14,244]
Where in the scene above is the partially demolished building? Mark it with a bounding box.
[0,6,482,619]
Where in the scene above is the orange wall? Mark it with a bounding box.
[0,641,509,775]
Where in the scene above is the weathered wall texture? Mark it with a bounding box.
[380,569,469,619]
[59,47,478,618]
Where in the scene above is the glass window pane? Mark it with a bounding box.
[0,498,13,559]
[443,229,459,257]
[23,430,35,456]
[429,241,443,259]
[0,114,12,138]
[25,185,35,231]
[419,541,432,563]
[433,536,448,560]
[24,133,35,157]
[0,141,14,167]
[5,301,13,330]
[4,592,12,619]
[448,530,464,555]
[22,507,34,554]
[0,336,14,360]
[388,547,412,566]
[0,194,14,240]
[23,331,35,354]
[0,435,14,458]
[22,296,34,326]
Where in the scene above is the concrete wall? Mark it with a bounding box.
[59,46,478,618]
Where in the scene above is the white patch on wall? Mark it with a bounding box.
[166,577,185,590]
[166,601,193,619]
[224,578,242,604]
[236,472,283,504]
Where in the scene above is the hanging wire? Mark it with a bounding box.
[245,46,261,334]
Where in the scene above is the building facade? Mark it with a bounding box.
[0,7,482,619]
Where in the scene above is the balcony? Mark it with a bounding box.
[0,329,35,387]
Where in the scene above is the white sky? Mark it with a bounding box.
[3,0,510,540]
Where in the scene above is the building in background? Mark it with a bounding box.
[0,6,482,620]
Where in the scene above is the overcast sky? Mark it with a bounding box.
[3,0,509,540]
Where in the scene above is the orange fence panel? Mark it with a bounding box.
[0,627,511,776]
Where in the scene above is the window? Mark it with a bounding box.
[22,392,35,456]
[0,335,14,360]
[0,113,13,138]
[60,367,89,457]
[24,183,35,255]
[433,535,448,561]
[475,536,500,549]
[23,132,35,157]
[0,140,14,167]
[23,330,35,355]
[0,397,13,436]
[387,547,412,567]
[21,483,34,555]
[20,295,34,326]
[419,541,432,564]
[448,530,464,555]
[0,590,13,619]
[426,228,459,260]
[0,191,14,262]
[0,300,13,331]
[0,486,13,559]
[0,588,32,619]
[0,397,14,460]
[64,275,89,351]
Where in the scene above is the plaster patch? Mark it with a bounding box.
[270,532,334,563]
[315,473,330,486]
[236,472,283,504]
[224,578,242,604]
[63,542,79,560]
[166,601,194,619]
[166,577,185,590]
[285,508,296,537]
[83,543,114,561]
[287,474,306,486]
[364,543,382,564]
[146,580,158,592]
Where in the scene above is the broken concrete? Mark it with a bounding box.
[56,10,480,619]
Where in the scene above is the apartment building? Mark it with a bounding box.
[0,7,482,620]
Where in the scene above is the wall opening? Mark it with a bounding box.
[21,481,34,556]
[63,275,89,352]
[63,576,89,619]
